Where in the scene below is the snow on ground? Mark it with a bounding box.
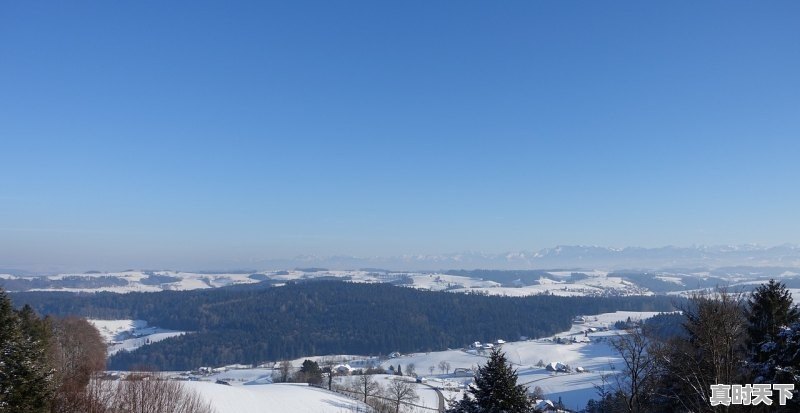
[89,319,185,356]
[448,284,604,297]
[4,268,643,296]
[441,273,649,297]
[655,275,684,285]
[184,382,369,413]
[106,310,665,412]
[18,270,263,293]
[374,311,664,409]
[406,273,500,291]
[200,368,276,385]
[547,270,609,278]
[791,289,800,305]
[335,374,443,411]
[91,320,146,343]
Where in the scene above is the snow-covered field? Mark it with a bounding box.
[370,311,662,409]
[134,310,664,412]
[89,319,185,356]
[184,382,369,413]
[1,268,650,296]
[5,265,798,300]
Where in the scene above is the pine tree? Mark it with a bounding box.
[0,288,17,410]
[299,359,322,385]
[747,279,800,386]
[447,348,532,413]
[0,289,53,412]
[770,321,800,411]
[747,279,800,362]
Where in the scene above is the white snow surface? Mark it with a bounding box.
[184,382,369,413]
[4,268,646,296]
[164,310,664,412]
[373,311,662,409]
[89,319,185,356]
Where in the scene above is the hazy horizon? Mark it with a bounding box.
[3,1,799,271]
[4,243,800,274]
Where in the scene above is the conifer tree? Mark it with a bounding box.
[747,279,800,363]
[299,359,322,385]
[447,348,532,413]
[770,321,800,410]
[746,280,800,409]
[0,289,53,412]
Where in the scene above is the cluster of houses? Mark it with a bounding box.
[533,398,572,412]
[466,338,506,354]
[543,361,587,374]
[192,363,254,376]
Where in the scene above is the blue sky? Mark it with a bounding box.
[1,1,799,270]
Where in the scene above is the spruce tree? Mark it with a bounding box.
[747,279,800,362]
[746,280,800,410]
[747,279,800,375]
[299,359,322,385]
[0,288,17,410]
[770,321,800,411]
[0,289,53,413]
[447,348,532,413]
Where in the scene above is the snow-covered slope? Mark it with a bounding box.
[184,382,369,413]
[5,262,800,298]
[89,319,185,356]
[153,310,663,411]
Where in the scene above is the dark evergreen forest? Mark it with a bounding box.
[12,281,679,371]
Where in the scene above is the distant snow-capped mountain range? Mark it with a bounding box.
[3,245,799,275]
[250,244,800,271]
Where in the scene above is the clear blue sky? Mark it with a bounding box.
[1,1,799,270]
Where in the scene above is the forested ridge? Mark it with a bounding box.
[12,281,678,370]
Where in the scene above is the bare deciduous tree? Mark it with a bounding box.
[385,379,419,413]
[276,360,293,383]
[438,361,451,375]
[320,357,338,390]
[111,372,215,413]
[653,289,748,413]
[531,385,545,400]
[610,327,657,413]
[51,317,108,413]
[352,372,380,404]
[405,363,415,377]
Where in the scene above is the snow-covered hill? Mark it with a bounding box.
[89,319,186,356]
[5,264,800,298]
[139,310,664,412]
[184,382,369,413]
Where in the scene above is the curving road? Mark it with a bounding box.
[421,382,446,412]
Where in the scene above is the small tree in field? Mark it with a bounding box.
[276,360,292,383]
[405,363,416,377]
[386,378,419,413]
[353,372,380,404]
[297,359,323,385]
[438,361,451,375]
[447,349,531,413]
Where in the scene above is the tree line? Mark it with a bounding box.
[12,281,678,370]
[587,279,800,413]
[0,288,214,413]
